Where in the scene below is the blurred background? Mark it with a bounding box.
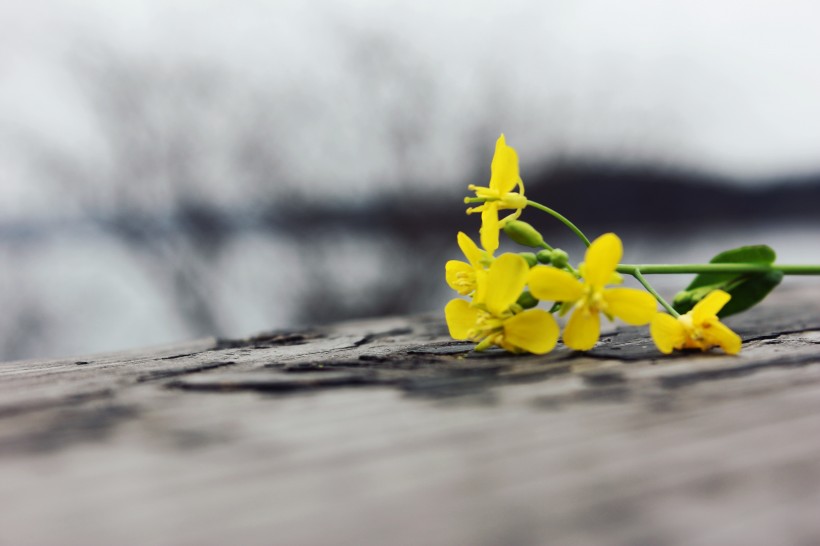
[1,0,819,361]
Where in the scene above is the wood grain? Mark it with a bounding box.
[1,286,820,545]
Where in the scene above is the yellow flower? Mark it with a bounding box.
[445,253,559,354]
[445,232,491,297]
[528,233,657,351]
[465,134,528,254]
[650,290,742,355]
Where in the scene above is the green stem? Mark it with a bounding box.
[526,200,591,248]
[618,264,820,275]
[631,269,679,317]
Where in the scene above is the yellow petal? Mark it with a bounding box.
[503,309,559,354]
[650,313,686,354]
[445,260,475,295]
[489,134,521,194]
[705,320,742,355]
[583,233,622,288]
[484,253,529,315]
[528,266,584,302]
[603,288,657,325]
[445,299,480,340]
[457,232,484,267]
[474,269,488,304]
[480,205,500,255]
[563,306,601,351]
[692,289,731,323]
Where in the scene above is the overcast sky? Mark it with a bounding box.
[3,0,820,219]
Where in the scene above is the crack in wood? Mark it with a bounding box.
[136,361,237,383]
[657,352,820,389]
[354,327,415,347]
[159,352,205,361]
[741,328,820,344]
[167,370,384,393]
[215,330,321,350]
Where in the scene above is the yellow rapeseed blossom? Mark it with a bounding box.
[465,134,527,255]
[650,290,742,355]
[445,253,558,354]
[445,232,491,297]
[528,233,656,351]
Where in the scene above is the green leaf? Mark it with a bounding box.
[672,245,782,318]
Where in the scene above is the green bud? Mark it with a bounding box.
[516,291,539,309]
[672,286,713,314]
[503,220,546,248]
[536,249,553,264]
[550,249,569,269]
[519,252,537,267]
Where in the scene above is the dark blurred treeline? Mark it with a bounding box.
[284,162,820,236]
[12,162,817,325]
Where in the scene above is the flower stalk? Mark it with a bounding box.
[526,199,591,248]
[618,264,820,275]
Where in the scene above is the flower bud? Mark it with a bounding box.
[519,252,537,267]
[550,249,569,269]
[536,249,553,264]
[516,291,539,309]
[503,220,545,248]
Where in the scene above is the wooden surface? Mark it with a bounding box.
[2,285,820,545]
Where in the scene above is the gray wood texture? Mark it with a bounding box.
[2,285,820,545]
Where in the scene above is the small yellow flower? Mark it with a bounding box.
[445,253,559,354]
[445,232,491,297]
[651,290,742,355]
[465,134,527,254]
[528,233,657,351]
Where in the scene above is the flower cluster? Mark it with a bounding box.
[446,134,744,357]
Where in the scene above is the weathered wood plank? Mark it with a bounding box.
[1,285,820,545]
